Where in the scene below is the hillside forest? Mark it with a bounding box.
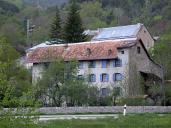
[0,0,171,80]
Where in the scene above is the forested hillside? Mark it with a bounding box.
[0,0,171,79]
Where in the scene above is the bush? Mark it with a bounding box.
[164,84,171,106]
[118,97,147,106]
[98,96,112,106]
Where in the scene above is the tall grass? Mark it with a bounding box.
[41,114,171,128]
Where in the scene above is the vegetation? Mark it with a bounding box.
[41,114,171,128]
[0,0,171,106]
[49,7,62,41]
[63,0,87,43]
[37,59,89,106]
[0,36,40,127]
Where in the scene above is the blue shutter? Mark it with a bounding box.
[106,74,109,82]
[102,60,107,68]
[93,61,96,68]
[93,74,96,82]
[100,74,102,82]
[120,59,122,67]
[113,60,116,67]
[113,74,115,81]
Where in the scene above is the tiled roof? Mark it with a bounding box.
[27,40,136,63]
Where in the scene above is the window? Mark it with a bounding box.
[89,74,96,82]
[108,49,112,55]
[44,62,49,68]
[121,50,124,54]
[78,75,84,80]
[113,58,122,67]
[100,88,109,96]
[88,61,96,68]
[137,46,141,54]
[102,60,110,68]
[113,73,123,81]
[100,73,109,82]
[78,61,83,69]
[86,48,91,55]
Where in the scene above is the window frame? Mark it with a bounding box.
[113,58,122,67]
[89,74,96,82]
[113,73,123,81]
[78,61,83,69]
[100,73,109,82]
[88,61,96,68]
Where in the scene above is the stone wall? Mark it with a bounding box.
[38,106,171,114]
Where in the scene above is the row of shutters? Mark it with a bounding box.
[90,73,123,82]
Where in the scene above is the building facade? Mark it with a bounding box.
[26,24,163,97]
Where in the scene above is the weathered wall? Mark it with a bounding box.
[137,26,154,50]
[38,106,171,114]
[128,41,163,96]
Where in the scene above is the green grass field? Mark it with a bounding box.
[41,114,171,128]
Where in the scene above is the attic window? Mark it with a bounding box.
[86,48,91,55]
[108,49,112,55]
[64,44,69,51]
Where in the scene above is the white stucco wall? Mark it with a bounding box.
[31,49,129,94]
[78,49,129,89]
[32,63,44,84]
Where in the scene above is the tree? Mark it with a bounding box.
[0,36,33,107]
[63,0,87,43]
[37,59,78,106]
[111,87,121,106]
[0,36,40,128]
[49,6,62,41]
[37,58,90,107]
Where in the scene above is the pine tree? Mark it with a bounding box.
[63,0,87,43]
[50,6,61,41]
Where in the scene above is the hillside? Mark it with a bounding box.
[6,0,69,9]
[0,0,171,79]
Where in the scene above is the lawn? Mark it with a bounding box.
[41,114,171,128]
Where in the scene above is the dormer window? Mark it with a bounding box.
[108,49,112,55]
[64,44,69,51]
[86,48,91,55]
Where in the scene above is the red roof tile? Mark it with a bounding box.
[27,40,136,63]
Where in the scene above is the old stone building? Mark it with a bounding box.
[26,23,163,97]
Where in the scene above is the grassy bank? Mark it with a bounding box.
[41,114,171,128]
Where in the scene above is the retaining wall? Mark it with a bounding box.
[38,106,171,114]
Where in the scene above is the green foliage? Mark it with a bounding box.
[63,0,87,43]
[0,0,19,14]
[0,36,33,107]
[63,80,89,106]
[152,34,171,79]
[118,97,147,106]
[0,36,41,128]
[164,84,171,106]
[0,109,40,128]
[87,86,99,106]
[80,1,117,29]
[37,58,89,106]
[49,7,62,40]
